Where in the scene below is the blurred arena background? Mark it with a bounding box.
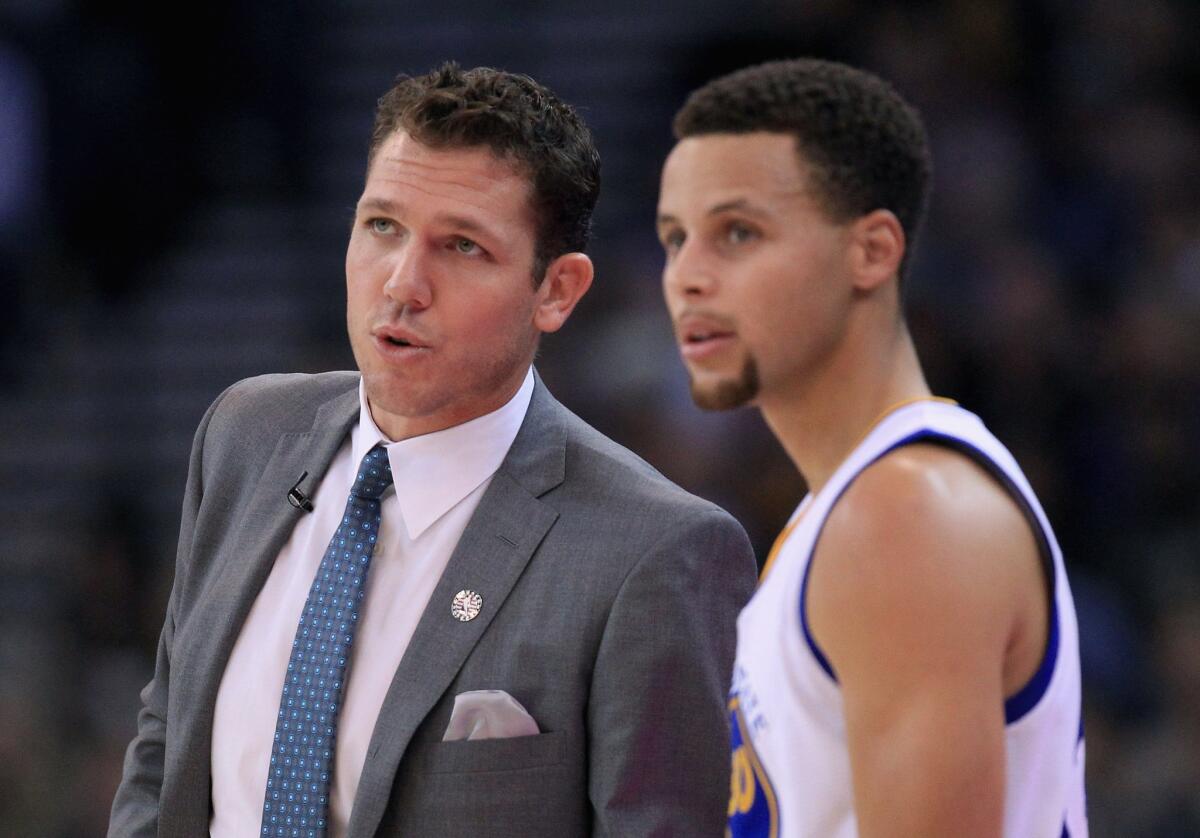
[1,0,1198,834]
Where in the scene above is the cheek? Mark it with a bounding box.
[346,228,394,277]
[345,275,374,324]
[345,241,391,307]
[734,254,818,351]
[739,254,793,319]
[449,287,536,348]
[459,294,521,337]
[345,246,370,301]
[345,229,370,273]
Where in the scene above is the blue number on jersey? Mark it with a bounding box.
[728,697,779,838]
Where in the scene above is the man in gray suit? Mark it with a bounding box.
[109,63,756,837]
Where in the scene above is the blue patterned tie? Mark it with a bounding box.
[261,444,393,837]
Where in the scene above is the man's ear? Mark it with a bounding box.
[849,209,905,292]
[533,252,594,333]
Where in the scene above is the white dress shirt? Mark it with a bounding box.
[209,368,534,838]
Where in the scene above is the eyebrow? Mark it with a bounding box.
[707,198,774,218]
[358,196,399,215]
[656,197,771,227]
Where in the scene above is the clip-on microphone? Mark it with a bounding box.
[287,471,315,512]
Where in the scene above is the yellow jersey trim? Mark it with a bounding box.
[728,695,780,838]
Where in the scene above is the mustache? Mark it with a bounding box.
[369,304,434,342]
[672,309,738,338]
[370,302,419,326]
[674,309,737,327]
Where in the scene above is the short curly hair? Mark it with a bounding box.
[673,58,932,279]
[368,62,601,281]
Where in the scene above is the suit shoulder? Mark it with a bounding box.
[555,403,740,527]
[198,371,358,456]
[208,371,358,428]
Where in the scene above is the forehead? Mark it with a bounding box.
[363,131,534,225]
[658,132,812,212]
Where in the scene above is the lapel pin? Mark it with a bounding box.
[451,590,483,622]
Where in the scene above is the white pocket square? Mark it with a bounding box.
[442,690,540,741]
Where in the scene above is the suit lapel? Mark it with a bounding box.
[162,385,360,833]
[347,375,567,838]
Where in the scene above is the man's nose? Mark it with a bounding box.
[382,242,433,309]
[663,243,718,300]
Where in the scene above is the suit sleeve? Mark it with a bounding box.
[107,386,231,838]
[587,506,757,837]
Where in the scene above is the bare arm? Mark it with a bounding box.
[807,444,1047,838]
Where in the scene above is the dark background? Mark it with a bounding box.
[1,1,1198,834]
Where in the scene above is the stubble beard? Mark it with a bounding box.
[355,308,539,429]
[688,355,761,411]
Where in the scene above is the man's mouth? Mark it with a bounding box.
[372,327,430,359]
[373,323,428,347]
[684,329,734,345]
[678,321,737,361]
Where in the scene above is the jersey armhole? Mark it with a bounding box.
[798,430,1060,722]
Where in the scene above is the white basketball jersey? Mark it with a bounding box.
[728,401,1088,838]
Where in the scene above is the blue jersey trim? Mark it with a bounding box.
[798,429,1061,722]
[798,545,838,681]
[1004,596,1059,723]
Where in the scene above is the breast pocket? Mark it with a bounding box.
[381,731,582,837]
[421,731,566,775]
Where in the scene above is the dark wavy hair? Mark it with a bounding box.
[674,58,932,279]
[368,62,601,282]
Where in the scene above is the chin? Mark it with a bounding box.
[688,359,760,411]
[362,373,424,413]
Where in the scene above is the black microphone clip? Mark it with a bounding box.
[287,471,315,512]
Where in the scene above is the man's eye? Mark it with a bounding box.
[662,230,685,252]
[455,238,479,255]
[369,218,395,235]
[726,223,758,244]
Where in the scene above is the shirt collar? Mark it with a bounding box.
[353,367,534,540]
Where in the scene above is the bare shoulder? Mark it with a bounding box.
[826,442,1036,570]
[808,442,1041,681]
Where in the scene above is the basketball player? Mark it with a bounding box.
[657,59,1088,837]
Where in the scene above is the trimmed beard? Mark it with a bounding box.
[689,356,760,410]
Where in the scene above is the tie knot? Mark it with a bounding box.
[351,445,393,500]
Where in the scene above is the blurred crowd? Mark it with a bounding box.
[1,1,1197,834]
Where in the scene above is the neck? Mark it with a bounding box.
[759,318,930,495]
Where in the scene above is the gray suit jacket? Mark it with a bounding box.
[109,370,756,837]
